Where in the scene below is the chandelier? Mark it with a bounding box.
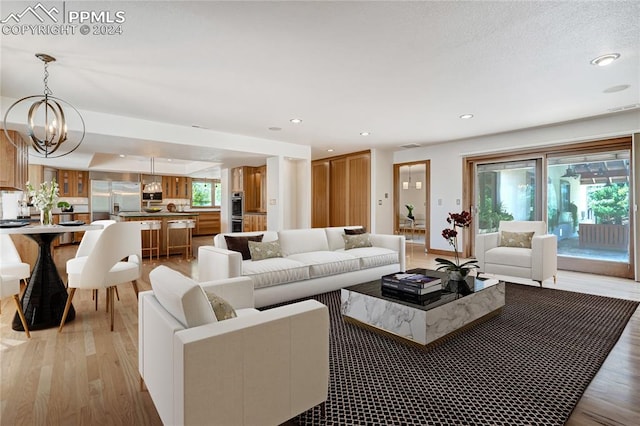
[3,53,85,158]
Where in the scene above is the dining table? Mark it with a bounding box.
[0,221,102,331]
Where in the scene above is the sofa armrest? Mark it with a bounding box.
[173,300,329,426]
[370,234,406,271]
[198,245,243,281]
[475,232,499,270]
[531,234,558,281]
[200,276,255,309]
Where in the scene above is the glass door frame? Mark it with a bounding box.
[393,160,430,252]
[462,137,634,279]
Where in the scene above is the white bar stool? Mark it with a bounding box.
[166,220,195,259]
[140,220,162,261]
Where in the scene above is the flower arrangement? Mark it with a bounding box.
[435,210,478,280]
[26,179,59,225]
[405,204,415,219]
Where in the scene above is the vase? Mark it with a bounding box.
[447,269,469,282]
[40,208,53,226]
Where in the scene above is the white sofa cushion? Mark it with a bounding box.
[336,246,399,269]
[287,251,360,278]
[150,266,217,328]
[278,228,329,256]
[243,257,310,289]
[485,246,532,269]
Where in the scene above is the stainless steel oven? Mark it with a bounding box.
[231,192,244,232]
[231,217,243,232]
[231,192,243,217]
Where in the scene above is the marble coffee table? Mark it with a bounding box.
[340,269,505,346]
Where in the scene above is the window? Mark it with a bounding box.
[191,179,221,208]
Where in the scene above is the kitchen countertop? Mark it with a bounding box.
[117,212,199,218]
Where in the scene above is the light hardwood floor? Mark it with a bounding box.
[1,238,639,425]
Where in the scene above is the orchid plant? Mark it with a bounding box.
[435,210,479,276]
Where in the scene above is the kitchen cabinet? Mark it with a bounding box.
[243,213,266,232]
[73,213,91,242]
[162,176,192,199]
[58,169,89,197]
[0,129,28,190]
[231,167,243,193]
[194,211,220,235]
[243,165,267,213]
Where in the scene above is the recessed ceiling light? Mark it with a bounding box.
[360,132,370,136]
[119,154,125,158]
[459,114,474,119]
[290,118,302,124]
[167,159,172,162]
[268,126,282,131]
[327,148,334,152]
[590,53,620,66]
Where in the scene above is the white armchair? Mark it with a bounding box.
[475,220,557,286]
[139,265,329,426]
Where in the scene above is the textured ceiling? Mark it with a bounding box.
[1,1,638,174]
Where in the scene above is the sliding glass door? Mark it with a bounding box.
[475,159,542,234]
[467,139,633,278]
[547,150,630,271]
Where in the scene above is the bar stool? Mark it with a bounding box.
[166,220,194,259]
[140,220,162,261]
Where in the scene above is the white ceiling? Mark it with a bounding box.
[1,1,639,176]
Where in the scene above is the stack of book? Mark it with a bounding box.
[381,272,443,304]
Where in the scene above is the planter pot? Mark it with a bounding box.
[447,269,469,282]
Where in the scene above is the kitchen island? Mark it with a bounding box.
[115,212,199,257]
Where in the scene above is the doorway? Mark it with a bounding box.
[394,161,430,251]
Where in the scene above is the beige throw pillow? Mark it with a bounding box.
[499,231,535,248]
[205,291,237,321]
[248,239,283,261]
[343,233,373,250]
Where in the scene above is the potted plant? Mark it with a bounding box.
[405,204,415,220]
[57,201,73,212]
[435,210,479,281]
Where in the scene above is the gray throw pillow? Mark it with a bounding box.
[344,227,367,235]
[248,239,283,261]
[343,233,373,250]
[205,291,237,321]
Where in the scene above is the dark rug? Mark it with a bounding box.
[285,284,638,426]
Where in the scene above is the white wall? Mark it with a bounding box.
[393,110,640,252]
[371,149,394,234]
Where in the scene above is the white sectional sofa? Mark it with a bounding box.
[198,227,405,308]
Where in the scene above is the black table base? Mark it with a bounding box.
[12,232,75,331]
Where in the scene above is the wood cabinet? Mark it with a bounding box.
[311,161,330,228]
[58,169,89,197]
[231,167,244,193]
[73,213,91,242]
[243,213,267,232]
[244,165,266,213]
[0,129,28,190]
[162,176,192,199]
[194,211,221,235]
[312,151,370,230]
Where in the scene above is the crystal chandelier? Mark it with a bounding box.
[3,53,85,158]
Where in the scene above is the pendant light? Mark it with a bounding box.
[3,53,85,158]
[143,157,163,193]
